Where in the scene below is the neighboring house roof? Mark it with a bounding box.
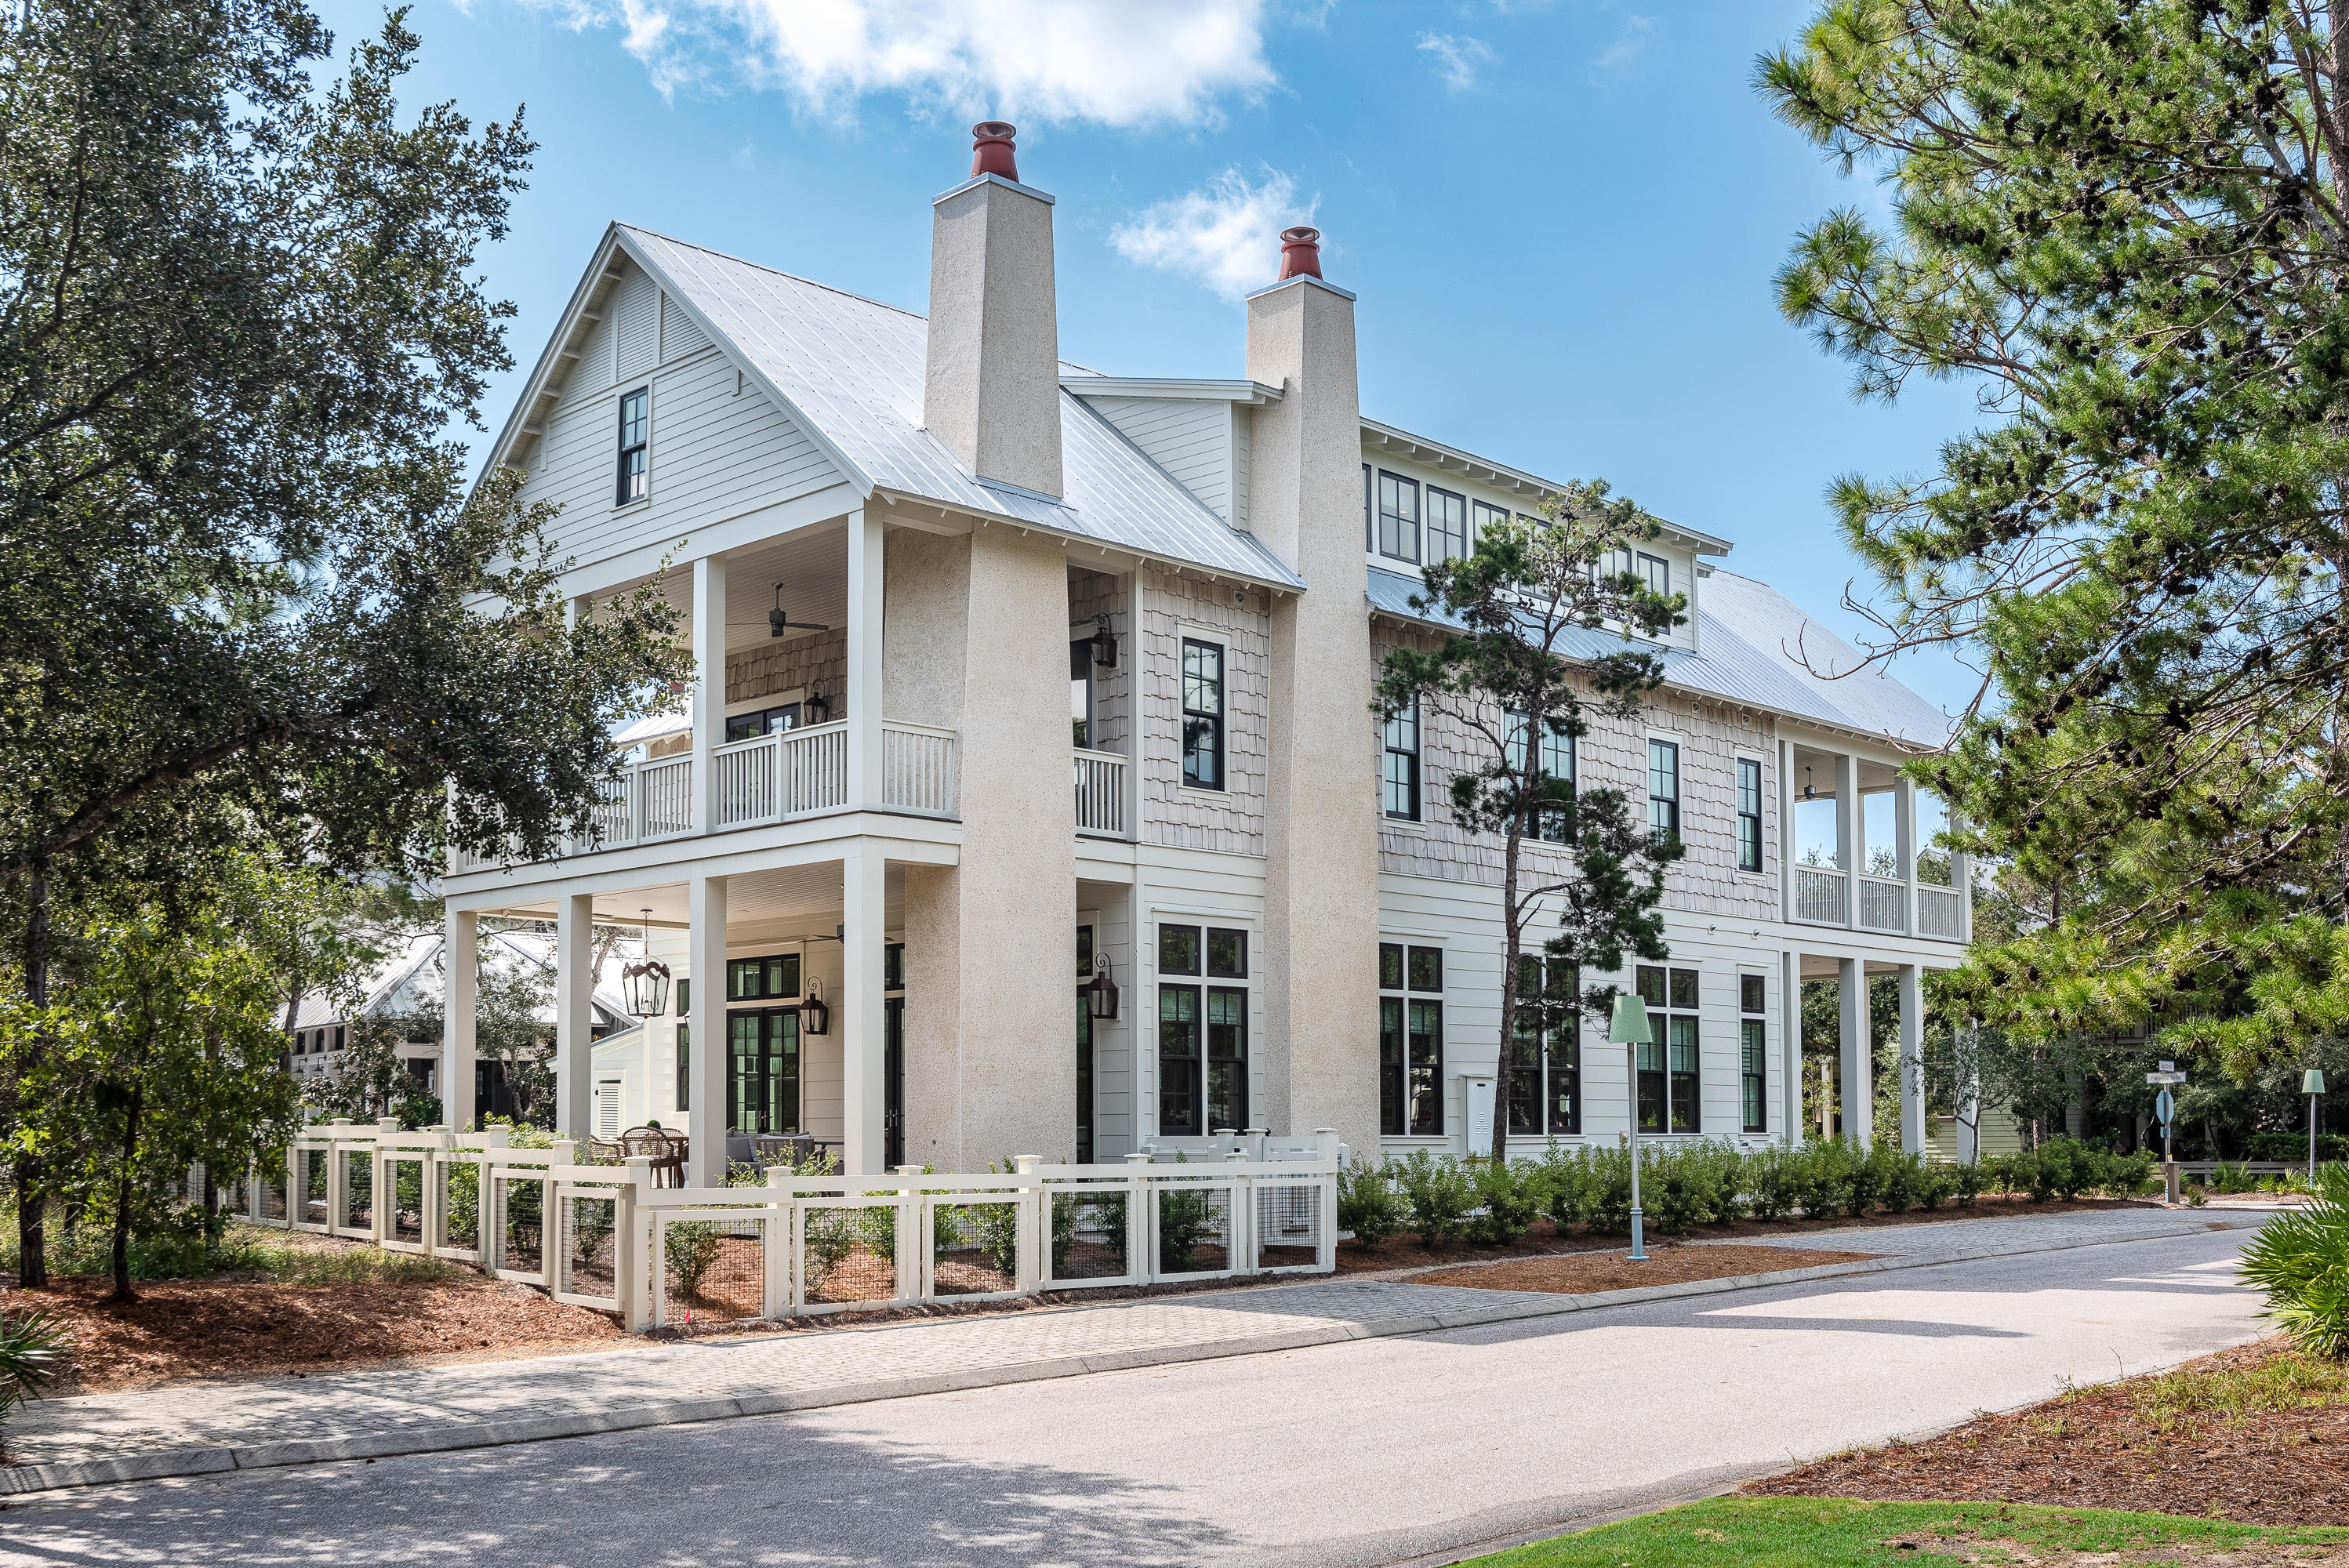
[289,929,638,1035]
[610,226,1306,592]
[1365,565,1955,751]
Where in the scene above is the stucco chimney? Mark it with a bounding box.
[923,122,1063,499]
[1246,231,1381,1161]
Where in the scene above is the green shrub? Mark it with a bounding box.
[1338,1158,1404,1247]
[1841,1143,1885,1216]
[0,1308,67,1422]
[663,1221,727,1297]
[1465,1158,1542,1247]
[1981,1152,2020,1197]
[1745,1148,1797,1221]
[2213,1161,2259,1195]
[1156,1187,1220,1272]
[1951,1162,1984,1206]
[1875,1147,1922,1214]
[2238,1163,2349,1358]
[1915,1161,1951,1211]
[1582,1145,1636,1234]
[2103,1151,2156,1199]
[1392,1150,1476,1245]
[1541,1145,1597,1232]
[2250,1131,2349,1163]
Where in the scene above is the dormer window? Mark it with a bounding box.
[1376,472,1420,564]
[617,388,648,505]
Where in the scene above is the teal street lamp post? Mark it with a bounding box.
[1608,993,1652,1262]
[2306,1069,2328,1187]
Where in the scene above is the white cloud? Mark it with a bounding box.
[1592,14,1655,76]
[1109,167,1317,302]
[1415,31,1495,93]
[536,0,1278,126]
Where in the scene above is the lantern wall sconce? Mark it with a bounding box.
[1084,954,1120,1020]
[1091,613,1118,670]
[804,688,831,724]
[801,980,830,1036]
[621,906,672,1018]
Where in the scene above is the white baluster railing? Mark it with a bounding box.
[1794,866,1847,925]
[883,722,958,818]
[1073,748,1127,837]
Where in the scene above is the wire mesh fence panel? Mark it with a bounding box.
[801,1203,899,1306]
[439,1161,481,1255]
[559,1193,620,1300]
[661,1214,766,1322]
[343,1151,373,1232]
[387,1159,427,1246]
[1253,1182,1322,1269]
[1047,1189,1130,1282]
[300,1151,329,1227]
[499,1176,544,1276]
[259,1163,288,1222]
[1156,1184,1233,1276]
[928,1200,1019,1297]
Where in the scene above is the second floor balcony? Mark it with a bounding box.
[1783,740,1971,945]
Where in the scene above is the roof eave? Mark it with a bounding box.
[1062,376,1284,406]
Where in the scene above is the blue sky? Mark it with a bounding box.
[321,0,1991,715]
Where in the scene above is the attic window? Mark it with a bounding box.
[617,388,648,505]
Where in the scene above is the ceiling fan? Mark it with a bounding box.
[769,582,830,638]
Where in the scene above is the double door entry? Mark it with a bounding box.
[728,1006,801,1135]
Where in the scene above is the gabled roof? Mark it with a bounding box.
[606,226,1305,591]
[1365,565,1954,751]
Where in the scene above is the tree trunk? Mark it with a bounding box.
[110,1083,144,1302]
[16,852,50,1289]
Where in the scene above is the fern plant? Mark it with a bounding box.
[2238,1163,2349,1359]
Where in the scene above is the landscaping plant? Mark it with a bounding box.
[2238,1163,2349,1359]
[1465,1157,1542,1248]
[1338,1157,1405,1246]
[0,1307,67,1422]
[1392,1149,1476,1246]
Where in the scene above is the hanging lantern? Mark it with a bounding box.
[1085,955,1120,1020]
[802,980,830,1036]
[1091,613,1118,670]
[623,956,671,1019]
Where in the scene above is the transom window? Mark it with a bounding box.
[1737,757,1763,873]
[1506,956,1581,1137]
[1647,739,1680,842]
[617,387,648,506]
[1378,942,1443,1137]
[1182,639,1224,790]
[1739,972,1767,1134]
[1635,966,1701,1134]
[1378,471,1421,564]
[1383,699,1421,821]
[1427,485,1469,563]
[1158,922,1250,1136]
[727,953,801,1001]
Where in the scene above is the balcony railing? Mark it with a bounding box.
[1918,884,1966,940]
[1074,747,1127,837]
[1794,866,1846,925]
[884,722,959,818]
[1857,876,1908,934]
[713,721,849,828]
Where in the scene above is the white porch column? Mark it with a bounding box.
[1777,738,1796,924]
[1834,753,1860,929]
[1781,950,1803,1145]
[1897,962,1926,1155]
[687,873,730,1186]
[556,892,594,1139]
[845,507,883,810]
[1121,569,1145,843]
[693,554,727,836]
[1895,773,1918,937]
[441,909,478,1131]
[841,846,888,1174]
[1839,955,1872,1149]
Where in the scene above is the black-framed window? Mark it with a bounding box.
[1472,498,1509,546]
[617,387,648,505]
[1637,552,1669,596]
[1378,941,1444,1137]
[1069,639,1094,749]
[725,702,801,742]
[1505,710,1576,844]
[728,953,801,1001]
[1383,698,1421,821]
[1159,923,1249,1135]
[1647,739,1680,842]
[1739,972,1767,1134]
[1737,757,1763,873]
[1182,638,1224,790]
[1363,463,1374,550]
[1377,471,1421,564]
[675,1022,690,1113]
[1428,485,1469,562]
[1597,546,1635,583]
[1507,956,1581,1137]
[1635,965,1701,1134]
[677,977,690,1018]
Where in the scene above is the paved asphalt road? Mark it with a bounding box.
[0,1227,2265,1568]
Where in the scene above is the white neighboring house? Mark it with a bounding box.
[287,927,638,1127]
[438,125,1980,1184]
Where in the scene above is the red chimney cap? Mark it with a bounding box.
[971,122,1018,181]
[1277,226,1323,281]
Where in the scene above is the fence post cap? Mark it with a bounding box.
[426,1124,451,1134]
[1124,1151,1153,1165]
[376,1117,401,1131]
[1012,1154,1042,1174]
[764,1163,789,1187]
[329,1117,353,1127]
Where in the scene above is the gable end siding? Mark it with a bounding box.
[1086,396,1235,525]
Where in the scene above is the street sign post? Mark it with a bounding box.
[2148,1062,2187,1201]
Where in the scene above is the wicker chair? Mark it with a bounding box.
[620,1127,688,1188]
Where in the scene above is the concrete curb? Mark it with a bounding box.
[0,1216,2264,1498]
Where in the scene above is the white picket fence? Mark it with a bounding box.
[221,1119,1341,1331]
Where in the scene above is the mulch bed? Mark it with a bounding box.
[1418,1242,1875,1295]
[5,1275,626,1395]
[1746,1338,2349,1527]
[1334,1194,2165,1274]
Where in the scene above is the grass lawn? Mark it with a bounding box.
[1464,1497,2349,1566]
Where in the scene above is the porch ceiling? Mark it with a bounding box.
[478,861,905,938]
[634,515,852,659]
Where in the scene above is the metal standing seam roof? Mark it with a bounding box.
[1365,565,1955,750]
[615,226,1305,591]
